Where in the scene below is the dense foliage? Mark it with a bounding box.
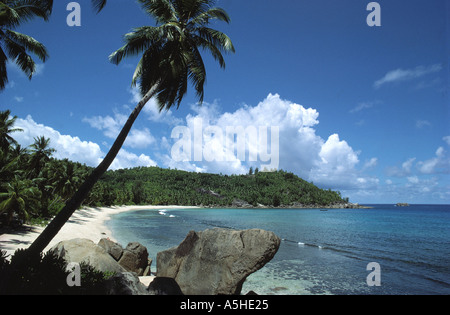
[0,249,112,295]
[88,167,346,208]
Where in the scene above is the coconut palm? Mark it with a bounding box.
[0,176,40,225]
[27,0,234,256]
[0,109,22,151]
[0,0,53,90]
[27,136,55,179]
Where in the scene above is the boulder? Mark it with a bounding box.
[98,238,123,261]
[103,272,149,295]
[147,277,184,295]
[157,228,281,295]
[118,242,149,276]
[49,238,125,274]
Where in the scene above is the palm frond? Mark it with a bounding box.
[0,0,53,27]
[138,0,177,24]
[91,0,107,14]
[188,7,230,26]
[109,26,161,65]
[4,30,49,62]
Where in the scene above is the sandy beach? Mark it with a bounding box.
[0,205,197,258]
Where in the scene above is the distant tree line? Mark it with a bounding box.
[89,166,346,208]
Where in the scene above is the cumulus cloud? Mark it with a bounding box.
[129,87,183,126]
[386,157,416,177]
[417,146,450,174]
[15,115,104,167]
[110,149,157,170]
[384,138,450,202]
[13,115,157,170]
[83,110,155,149]
[165,93,378,190]
[374,64,442,89]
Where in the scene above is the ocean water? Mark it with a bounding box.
[106,205,450,295]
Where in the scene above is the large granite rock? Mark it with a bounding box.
[98,238,123,261]
[156,228,281,295]
[50,238,125,274]
[147,277,184,295]
[98,239,152,276]
[103,272,149,295]
[118,242,149,277]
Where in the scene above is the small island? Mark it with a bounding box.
[396,203,410,207]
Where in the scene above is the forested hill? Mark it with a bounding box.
[86,167,348,208]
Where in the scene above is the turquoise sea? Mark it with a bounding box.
[106,204,450,295]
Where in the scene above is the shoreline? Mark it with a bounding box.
[0,205,199,258]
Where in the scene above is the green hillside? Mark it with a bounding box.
[85,166,347,208]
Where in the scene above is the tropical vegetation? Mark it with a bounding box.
[0,0,53,90]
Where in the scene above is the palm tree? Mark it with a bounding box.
[0,109,22,151]
[0,176,40,226]
[27,136,55,179]
[27,0,234,256]
[0,0,53,90]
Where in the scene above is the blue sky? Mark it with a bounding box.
[1,0,449,204]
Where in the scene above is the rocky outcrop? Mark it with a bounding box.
[98,239,152,277]
[118,242,149,277]
[231,199,253,208]
[50,238,126,274]
[103,272,149,295]
[147,277,184,295]
[98,238,123,261]
[50,238,153,295]
[157,228,281,295]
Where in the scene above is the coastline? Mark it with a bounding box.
[0,205,199,258]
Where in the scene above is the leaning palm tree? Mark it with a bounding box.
[0,0,53,90]
[27,0,234,256]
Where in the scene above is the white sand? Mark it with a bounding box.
[0,205,198,257]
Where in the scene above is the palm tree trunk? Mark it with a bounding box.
[27,87,157,257]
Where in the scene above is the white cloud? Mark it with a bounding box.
[386,157,416,177]
[349,102,374,114]
[14,96,24,103]
[363,157,378,169]
[14,115,104,167]
[110,150,157,170]
[374,64,442,89]
[416,120,431,129]
[417,146,449,174]
[129,87,183,126]
[83,110,155,149]
[407,176,419,184]
[13,115,157,171]
[165,93,378,190]
[443,136,450,146]
[126,128,156,149]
